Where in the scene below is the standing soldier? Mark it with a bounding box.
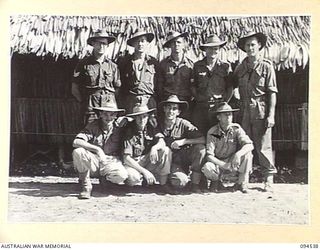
[192,35,233,134]
[234,31,278,192]
[117,29,163,113]
[160,31,194,118]
[72,31,121,124]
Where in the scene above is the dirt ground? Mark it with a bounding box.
[7,176,308,224]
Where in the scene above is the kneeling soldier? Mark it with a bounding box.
[72,101,129,199]
[202,102,254,193]
[158,95,206,193]
[123,104,175,194]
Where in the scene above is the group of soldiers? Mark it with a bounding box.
[71,28,278,199]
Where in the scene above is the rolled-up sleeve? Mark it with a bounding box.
[183,120,203,139]
[75,127,93,141]
[123,138,133,156]
[72,62,83,85]
[206,132,216,157]
[266,64,278,93]
[236,127,253,147]
[113,65,122,88]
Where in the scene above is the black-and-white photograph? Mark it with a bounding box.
[9,15,309,224]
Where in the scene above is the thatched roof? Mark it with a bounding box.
[10,15,310,72]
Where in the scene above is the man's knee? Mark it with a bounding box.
[239,152,253,174]
[242,152,253,161]
[201,162,219,181]
[193,144,206,154]
[72,147,87,160]
[105,164,129,184]
[125,168,142,186]
[72,148,91,172]
[170,172,189,188]
[192,144,206,161]
[158,146,172,159]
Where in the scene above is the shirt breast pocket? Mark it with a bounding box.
[133,145,144,157]
[142,66,156,83]
[93,137,104,147]
[165,70,175,83]
[180,67,191,79]
[197,72,208,88]
[103,70,113,84]
[85,66,98,86]
[252,73,267,97]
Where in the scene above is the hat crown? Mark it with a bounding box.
[101,100,119,109]
[127,29,154,46]
[214,102,234,112]
[205,35,223,44]
[167,31,185,40]
[92,30,111,38]
[163,30,188,48]
[132,104,150,114]
[165,95,182,103]
[237,30,267,52]
[241,29,257,37]
[87,29,115,45]
[199,34,227,50]
[92,99,125,113]
[132,29,150,38]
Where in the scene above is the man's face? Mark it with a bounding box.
[244,36,261,57]
[163,103,181,120]
[91,40,108,56]
[205,46,220,59]
[169,37,185,54]
[132,36,149,53]
[217,112,233,127]
[135,113,149,130]
[99,111,117,125]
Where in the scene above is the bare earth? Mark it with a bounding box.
[8,176,308,224]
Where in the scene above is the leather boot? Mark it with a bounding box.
[209,180,223,193]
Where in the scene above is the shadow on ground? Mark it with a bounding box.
[8,181,191,198]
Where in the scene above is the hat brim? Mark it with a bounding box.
[237,32,267,52]
[159,100,189,110]
[93,107,125,113]
[163,32,188,48]
[199,41,227,51]
[126,108,156,117]
[87,36,116,46]
[214,108,240,114]
[127,33,154,46]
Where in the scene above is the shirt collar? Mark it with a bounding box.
[90,54,108,64]
[98,120,114,134]
[217,123,234,136]
[244,55,264,73]
[169,54,189,66]
[198,57,222,68]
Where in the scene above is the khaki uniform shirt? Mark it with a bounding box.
[117,54,163,97]
[123,124,163,160]
[159,118,203,147]
[193,58,232,102]
[75,119,122,156]
[160,55,194,98]
[206,123,253,160]
[234,57,278,120]
[73,55,121,92]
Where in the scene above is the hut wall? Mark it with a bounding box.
[11,53,308,150]
[11,53,82,145]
